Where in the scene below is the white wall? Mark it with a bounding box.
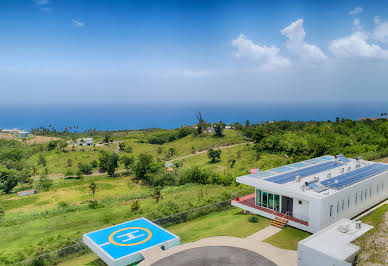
[293,198,309,221]
[298,243,350,266]
[319,171,388,230]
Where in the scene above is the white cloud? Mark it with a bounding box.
[373,21,388,43]
[374,16,380,24]
[232,34,291,71]
[72,19,85,28]
[329,31,388,60]
[349,7,363,15]
[352,18,362,31]
[281,19,326,62]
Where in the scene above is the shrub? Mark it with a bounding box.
[57,201,69,208]
[36,175,52,191]
[91,160,98,168]
[248,215,258,223]
[76,170,83,179]
[131,200,141,213]
[158,200,180,216]
[64,169,73,178]
[78,162,92,174]
[88,200,98,209]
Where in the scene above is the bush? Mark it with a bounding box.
[78,162,92,175]
[248,215,258,223]
[36,175,52,191]
[131,200,141,213]
[88,200,98,209]
[57,201,69,208]
[91,160,98,168]
[158,200,180,216]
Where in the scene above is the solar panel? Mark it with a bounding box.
[305,158,326,164]
[271,166,294,173]
[308,182,328,193]
[249,171,274,178]
[288,162,311,168]
[338,156,351,163]
[321,163,388,190]
[265,161,343,184]
[320,156,333,161]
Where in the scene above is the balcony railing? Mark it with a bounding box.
[232,194,308,226]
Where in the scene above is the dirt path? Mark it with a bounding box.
[167,142,252,163]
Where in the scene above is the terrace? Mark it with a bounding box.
[232,194,308,226]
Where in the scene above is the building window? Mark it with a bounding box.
[268,193,274,209]
[377,184,379,193]
[382,183,384,191]
[337,202,339,214]
[262,192,268,208]
[365,190,367,200]
[361,191,363,202]
[330,205,333,217]
[342,200,344,211]
[274,195,280,211]
[370,187,372,197]
[255,189,262,206]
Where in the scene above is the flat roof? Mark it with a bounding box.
[299,218,372,261]
[236,155,388,198]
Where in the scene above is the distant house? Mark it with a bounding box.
[77,137,93,146]
[1,128,29,137]
[206,127,215,133]
[18,189,37,197]
[17,130,29,138]
[165,162,174,168]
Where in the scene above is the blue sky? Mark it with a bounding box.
[1,0,388,104]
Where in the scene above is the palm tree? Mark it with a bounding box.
[153,186,163,204]
[89,182,97,201]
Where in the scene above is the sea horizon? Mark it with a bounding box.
[1,101,386,132]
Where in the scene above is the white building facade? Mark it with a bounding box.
[232,155,388,233]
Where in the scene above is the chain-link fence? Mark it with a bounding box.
[16,199,233,266]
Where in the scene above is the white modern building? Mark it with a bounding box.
[298,218,373,266]
[77,137,93,146]
[232,155,388,233]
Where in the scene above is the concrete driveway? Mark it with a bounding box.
[152,246,277,266]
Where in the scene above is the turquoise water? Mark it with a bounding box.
[0,102,386,131]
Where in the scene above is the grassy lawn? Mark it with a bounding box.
[0,174,252,264]
[354,204,388,265]
[58,207,269,265]
[263,226,311,250]
[166,207,271,243]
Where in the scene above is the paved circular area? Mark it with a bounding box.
[152,246,278,266]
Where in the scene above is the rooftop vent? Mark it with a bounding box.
[355,221,362,229]
[338,224,350,233]
[296,175,302,182]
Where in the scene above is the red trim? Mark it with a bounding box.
[232,194,308,226]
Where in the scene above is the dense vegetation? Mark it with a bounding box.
[1,117,387,264]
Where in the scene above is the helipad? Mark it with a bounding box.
[83,217,180,266]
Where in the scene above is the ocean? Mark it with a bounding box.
[0,102,386,131]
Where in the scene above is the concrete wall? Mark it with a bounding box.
[297,243,350,266]
[319,171,388,230]
[293,198,309,221]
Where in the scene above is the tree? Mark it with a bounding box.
[57,141,68,152]
[134,153,153,180]
[36,174,52,191]
[38,154,46,166]
[103,133,112,143]
[213,121,226,137]
[119,142,126,150]
[67,159,72,167]
[196,112,208,135]
[78,162,92,174]
[89,181,97,201]
[121,156,134,173]
[0,167,17,194]
[208,149,221,163]
[152,186,163,204]
[245,120,251,128]
[17,166,33,189]
[99,151,119,177]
